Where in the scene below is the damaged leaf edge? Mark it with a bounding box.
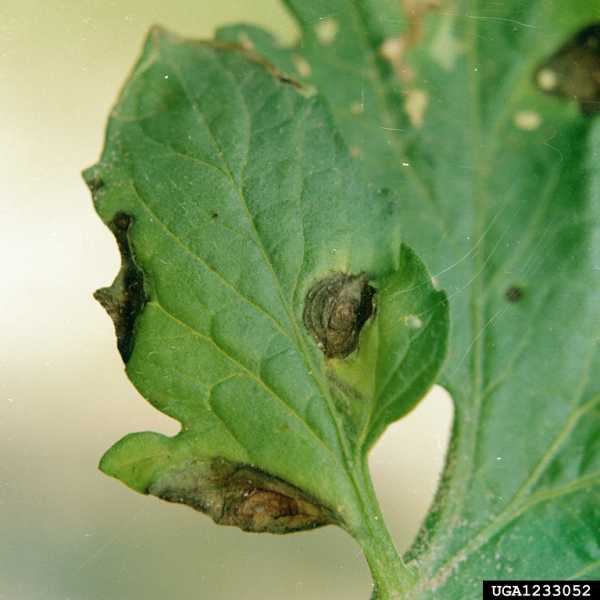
[148,456,339,534]
[83,193,147,364]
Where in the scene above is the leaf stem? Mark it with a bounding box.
[351,455,417,599]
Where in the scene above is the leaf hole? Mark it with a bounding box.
[369,385,453,551]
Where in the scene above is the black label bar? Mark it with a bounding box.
[483,581,598,599]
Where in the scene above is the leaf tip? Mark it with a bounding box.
[99,432,176,494]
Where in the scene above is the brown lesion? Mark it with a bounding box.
[276,73,303,89]
[93,212,146,363]
[148,459,335,534]
[222,485,313,533]
[535,23,600,115]
[303,273,375,359]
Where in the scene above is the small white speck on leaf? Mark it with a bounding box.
[351,101,364,115]
[379,36,414,81]
[314,18,338,45]
[537,68,558,91]
[405,89,428,128]
[514,111,541,131]
[402,161,410,167]
[405,315,423,329]
[292,54,311,77]
[380,36,405,65]
[238,32,254,50]
[430,12,464,70]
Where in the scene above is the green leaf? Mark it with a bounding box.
[218,0,600,595]
[84,23,447,570]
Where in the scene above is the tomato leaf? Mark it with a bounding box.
[85,26,448,551]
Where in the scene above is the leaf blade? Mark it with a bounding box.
[86,25,448,539]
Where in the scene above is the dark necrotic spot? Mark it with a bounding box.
[94,212,146,362]
[303,273,375,358]
[505,285,524,303]
[112,212,131,231]
[535,23,600,115]
[277,74,302,88]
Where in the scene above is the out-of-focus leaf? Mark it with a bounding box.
[218,0,600,595]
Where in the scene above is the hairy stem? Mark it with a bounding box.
[351,455,417,599]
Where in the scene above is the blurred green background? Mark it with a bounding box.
[0,1,452,598]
